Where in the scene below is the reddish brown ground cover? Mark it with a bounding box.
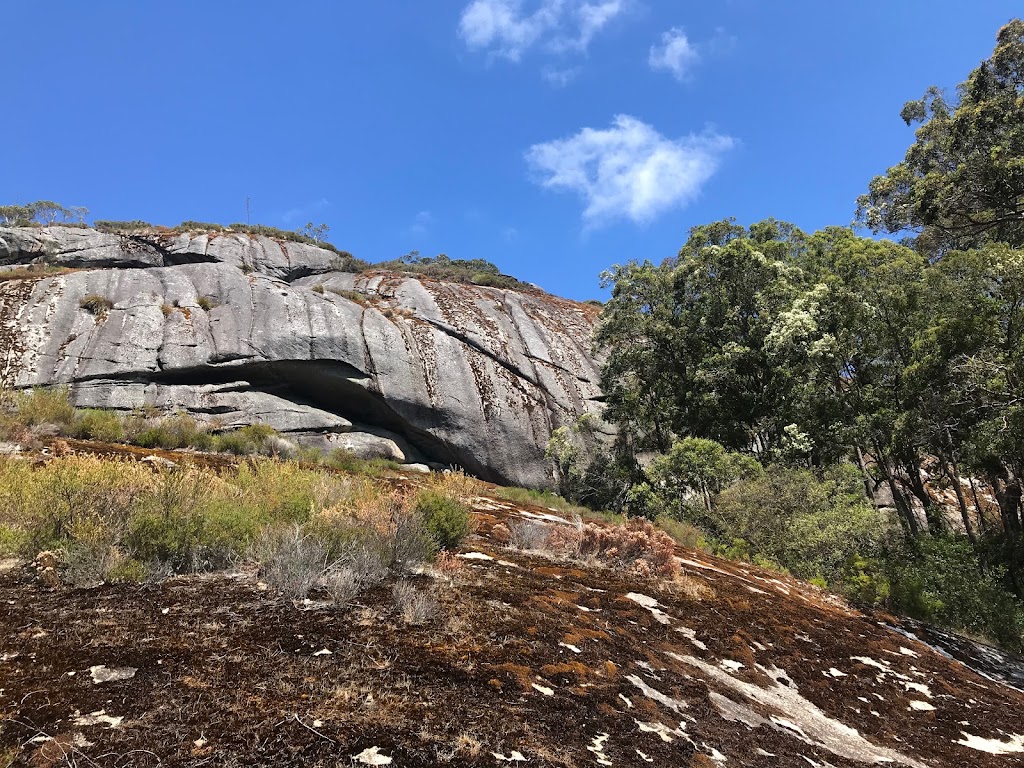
[2,489,1024,767]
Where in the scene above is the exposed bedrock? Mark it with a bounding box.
[0,226,607,487]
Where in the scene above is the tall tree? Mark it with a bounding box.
[857,20,1024,256]
[596,220,806,459]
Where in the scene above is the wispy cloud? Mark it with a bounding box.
[411,210,433,235]
[280,198,330,226]
[648,27,699,81]
[541,65,581,87]
[649,26,736,81]
[525,115,734,226]
[552,1,625,53]
[458,0,628,62]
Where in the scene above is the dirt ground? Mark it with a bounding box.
[2,491,1024,767]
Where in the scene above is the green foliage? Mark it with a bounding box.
[299,221,329,242]
[858,20,1024,255]
[79,294,114,317]
[414,490,471,551]
[196,295,216,311]
[94,220,152,233]
[0,201,88,227]
[72,409,126,442]
[886,536,1024,651]
[133,412,213,451]
[596,220,807,458]
[0,524,29,556]
[176,221,224,232]
[712,465,889,586]
[106,558,150,584]
[648,437,763,519]
[10,387,76,428]
[375,251,529,290]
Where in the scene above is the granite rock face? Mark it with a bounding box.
[0,226,606,487]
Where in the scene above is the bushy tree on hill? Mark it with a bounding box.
[857,19,1024,256]
[0,201,88,226]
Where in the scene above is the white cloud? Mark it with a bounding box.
[649,27,699,81]
[525,115,734,225]
[458,0,626,61]
[553,1,625,52]
[541,65,581,87]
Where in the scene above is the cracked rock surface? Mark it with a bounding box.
[0,226,605,487]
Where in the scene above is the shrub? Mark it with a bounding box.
[885,536,1024,651]
[0,523,29,556]
[106,558,149,584]
[176,221,224,232]
[196,295,216,311]
[414,490,472,551]
[214,424,279,456]
[256,525,328,599]
[373,253,529,290]
[311,284,325,294]
[72,409,126,442]
[11,387,76,429]
[711,465,890,586]
[577,518,680,579]
[506,519,550,550]
[94,220,152,233]
[392,580,438,624]
[132,412,213,451]
[79,294,114,317]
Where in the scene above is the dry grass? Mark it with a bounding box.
[392,580,438,624]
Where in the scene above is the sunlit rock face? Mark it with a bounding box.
[0,226,608,486]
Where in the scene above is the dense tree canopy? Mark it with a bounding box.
[587,22,1024,648]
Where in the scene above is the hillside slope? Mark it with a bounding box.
[1,481,1023,767]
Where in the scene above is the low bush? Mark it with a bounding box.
[885,536,1024,651]
[72,408,126,442]
[256,525,328,599]
[578,518,680,579]
[9,387,76,429]
[196,295,216,311]
[79,294,114,317]
[414,490,472,551]
[711,465,890,587]
[134,412,213,451]
[94,220,152,233]
[176,221,224,232]
[374,253,529,290]
[506,519,550,550]
[214,424,278,455]
[392,580,438,624]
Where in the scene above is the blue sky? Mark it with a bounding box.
[4,2,1020,300]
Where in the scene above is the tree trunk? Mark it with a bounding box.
[969,477,989,535]
[875,445,920,537]
[941,455,987,572]
[901,452,942,532]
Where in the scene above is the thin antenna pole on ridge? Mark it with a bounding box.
[246,196,251,226]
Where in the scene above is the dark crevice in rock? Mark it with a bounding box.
[69,359,505,484]
[126,235,220,266]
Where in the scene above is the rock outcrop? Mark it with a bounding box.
[0,226,606,486]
